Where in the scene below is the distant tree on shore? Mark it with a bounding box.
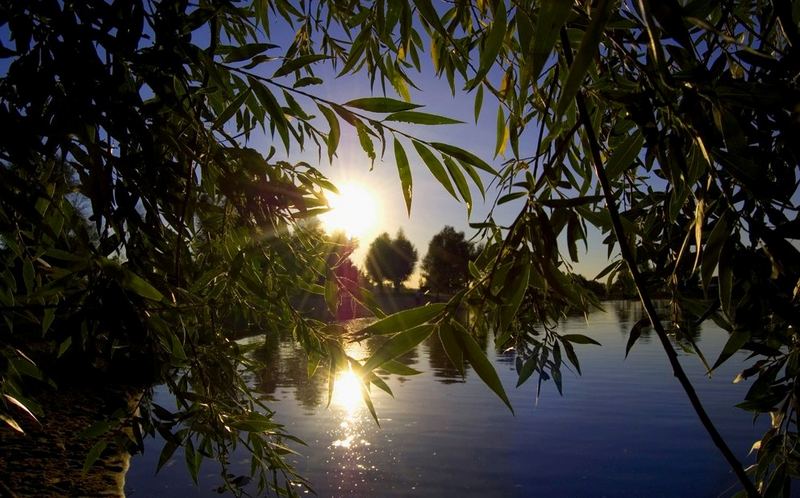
[365,230,417,290]
[421,226,475,294]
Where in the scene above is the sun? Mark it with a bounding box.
[319,182,379,239]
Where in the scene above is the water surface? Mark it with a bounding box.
[126,301,765,497]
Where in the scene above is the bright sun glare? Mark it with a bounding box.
[319,183,378,239]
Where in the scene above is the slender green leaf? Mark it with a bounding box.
[443,156,472,212]
[530,0,573,79]
[121,270,164,301]
[466,0,507,90]
[556,0,614,118]
[223,43,278,63]
[453,322,513,412]
[343,97,422,113]
[625,318,651,357]
[495,106,508,157]
[394,138,413,215]
[384,111,462,125]
[293,77,323,88]
[438,322,464,376]
[273,54,331,77]
[474,85,484,123]
[317,104,339,163]
[561,334,601,346]
[82,440,108,475]
[431,142,496,175]
[352,303,445,340]
[379,359,422,376]
[413,141,457,199]
[713,328,751,371]
[605,131,644,180]
[363,324,434,372]
[213,88,251,129]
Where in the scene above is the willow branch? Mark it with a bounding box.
[559,28,760,498]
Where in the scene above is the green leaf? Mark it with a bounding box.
[293,77,323,88]
[378,359,423,376]
[605,131,644,180]
[540,196,603,208]
[82,440,108,475]
[317,104,339,163]
[22,258,34,293]
[248,76,290,150]
[223,43,278,63]
[495,106,508,157]
[474,85,483,123]
[360,382,380,426]
[561,334,601,346]
[701,210,731,292]
[499,261,530,333]
[384,111,462,125]
[394,138,413,215]
[443,156,472,212]
[343,98,422,113]
[413,0,447,35]
[121,270,164,301]
[530,0,573,80]
[352,303,445,340]
[156,441,178,473]
[556,0,614,118]
[452,322,513,412]
[363,324,434,372]
[273,54,331,77]
[438,322,464,376]
[355,120,376,164]
[413,141,457,199]
[41,307,55,336]
[466,0,507,90]
[625,318,651,357]
[213,88,251,129]
[324,275,338,316]
[712,328,750,370]
[431,142,496,175]
[231,413,280,432]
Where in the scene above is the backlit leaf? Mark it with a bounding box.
[363,324,434,372]
[384,111,462,125]
[344,97,422,113]
[394,138,413,215]
[452,322,513,412]
[352,303,445,340]
[413,141,457,199]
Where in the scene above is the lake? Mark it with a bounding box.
[125,301,765,497]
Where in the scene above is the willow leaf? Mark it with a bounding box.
[466,0,507,90]
[363,324,434,372]
[384,111,462,125]
[556,0,613,118]
[344,97,422,113]
[394,138,413,215]
[413,141,457,199]
[431,142,496,175]
[273,54,331,77]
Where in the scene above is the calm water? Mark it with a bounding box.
[125,301,766,497]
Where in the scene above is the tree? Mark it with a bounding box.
[2,1,799,496]
[421,226,475,294]
[365,230,418,290]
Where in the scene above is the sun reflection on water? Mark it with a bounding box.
[331,368,363,417]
